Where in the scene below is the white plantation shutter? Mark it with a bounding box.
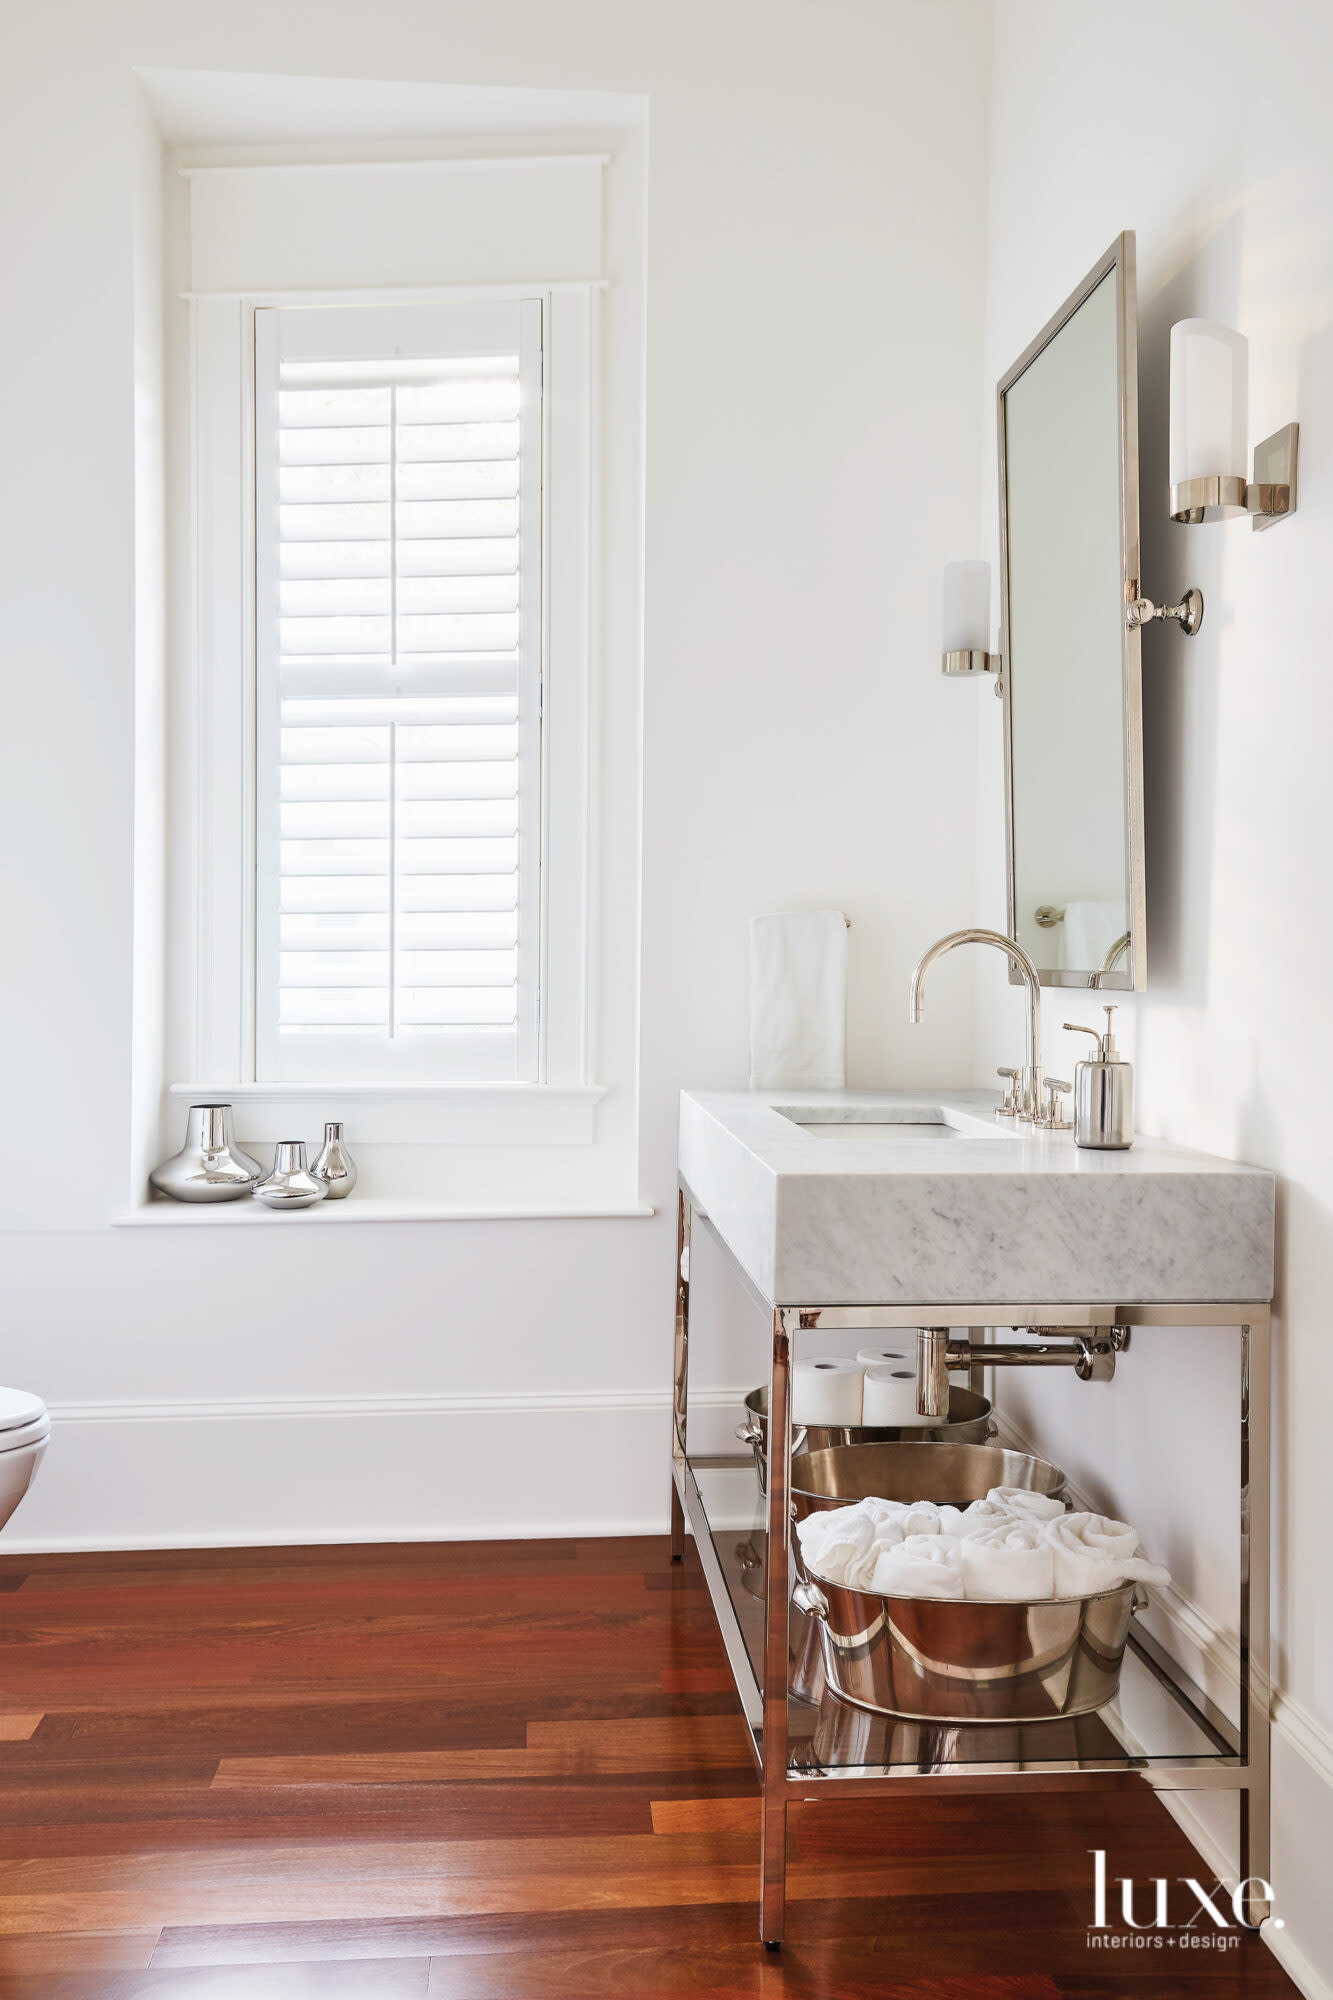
[253,300,543,1083]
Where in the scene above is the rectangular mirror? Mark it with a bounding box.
[998,230,1145,991]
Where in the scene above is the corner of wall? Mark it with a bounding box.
[129,81,169,1203]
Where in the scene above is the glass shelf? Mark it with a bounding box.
[686,1455,1240,1780]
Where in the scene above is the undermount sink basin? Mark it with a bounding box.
[774,1105,1004,1141]
[787,1119,965,1140]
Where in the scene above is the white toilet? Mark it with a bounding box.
[0,1390,49,1529]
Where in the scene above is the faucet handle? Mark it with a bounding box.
[1036,1078,1072,1130]
[995,1067,1021,1119]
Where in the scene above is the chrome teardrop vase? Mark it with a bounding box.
[254,1140,327,1211]
[312,1122,357,1200]
[149,1104,264,1203]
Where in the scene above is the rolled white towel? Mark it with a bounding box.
[958,1520,1056,1601]
[795,1501,880,1578]
[1044,1511,1171,1598]
[797,1498,912,1590]
[868,1533,965,1599]
[899,1500,969,1539]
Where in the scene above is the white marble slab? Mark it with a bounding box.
[678,1089,1275,1308]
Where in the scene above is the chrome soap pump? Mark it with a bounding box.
[1063,1006,1133,1151]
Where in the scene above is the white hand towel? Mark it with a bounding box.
[899,1500,969,1539]
[868,1534,966,1599]
[797,1498,905,1585]
[984,1486,1067,1525]
[795,1501,882,1582]
[1044,1511,1171,1598]
[1061,900,1126,973]
[959,1520,1056,1600]
[748,912,847,1090]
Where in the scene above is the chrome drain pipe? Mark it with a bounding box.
[916,1326,1129,1417]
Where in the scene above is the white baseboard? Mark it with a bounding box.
[1265,1912,1333,2000]
[1,1385,752,1554]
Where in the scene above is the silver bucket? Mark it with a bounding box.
[792,1573,1142,1723]
[786,1437,1134,1724]
[737,1384,995,1493]
[790,1439,1065,1515]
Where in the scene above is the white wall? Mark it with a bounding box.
[0,0,991,1546]
[975,5,1333,1990]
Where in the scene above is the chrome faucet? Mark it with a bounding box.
[908,927,1046,1122]
[1089,930,1131,989]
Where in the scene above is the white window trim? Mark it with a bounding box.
[154,133,647,1211]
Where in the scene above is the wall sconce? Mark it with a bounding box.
[1169,319,1298,531]
[941,560,1002,694]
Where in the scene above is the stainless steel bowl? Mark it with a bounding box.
[785,1436,1129,1723]
[737,1385,996,1493]
[792,1573,1141,1723]
[791,1438,1066,1514]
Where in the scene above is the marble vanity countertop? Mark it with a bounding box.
[678,1089,1275,1308]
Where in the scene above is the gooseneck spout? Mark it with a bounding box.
[909,926,1045,1121]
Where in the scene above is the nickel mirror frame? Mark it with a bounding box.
[997,229,1146,993]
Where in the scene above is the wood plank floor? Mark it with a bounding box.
[0,1536,1301,1998]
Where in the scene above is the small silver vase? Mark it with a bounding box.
[311,1121,357,1200]
[150,1104,263,1203]
[254,1140,327,1210]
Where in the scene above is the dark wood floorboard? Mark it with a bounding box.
[0,1536,1301,1997]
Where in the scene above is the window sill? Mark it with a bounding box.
[167,1080,607,1147]
[115,1194,655,1227]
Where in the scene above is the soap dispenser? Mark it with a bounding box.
[1063,1006,1133,1151]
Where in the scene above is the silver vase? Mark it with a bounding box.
[311,1121,357,1200]
[150,1104,263,1203]
[253,1140,327,1210]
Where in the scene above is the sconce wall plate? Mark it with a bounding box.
[1250,421,1299,533]
[1170,422,1299,529]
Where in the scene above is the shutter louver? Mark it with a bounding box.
[255,302,541,1082]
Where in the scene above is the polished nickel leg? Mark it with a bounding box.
[760,1307,794,1946]
[1238,1312,1272,1925]
[670,1190,691,1563]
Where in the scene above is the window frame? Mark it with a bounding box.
[174,279,603,1146]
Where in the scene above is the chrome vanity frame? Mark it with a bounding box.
[669,1184,1271,1948]
[997,229,1147,993]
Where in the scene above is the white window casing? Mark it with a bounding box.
[162,148,642,1193]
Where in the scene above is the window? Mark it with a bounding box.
[254,300,542,1082]
[160,138,645,1207]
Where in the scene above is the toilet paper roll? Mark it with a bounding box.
[862,1363,934,1428]
[857,1343,910,1369]
[792,1357,863,1427]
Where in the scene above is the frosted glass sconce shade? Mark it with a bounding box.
[1168,318,1297,530]
[941,560,991,653]
[1169,320,1248,512]
[940,560,1000,685]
